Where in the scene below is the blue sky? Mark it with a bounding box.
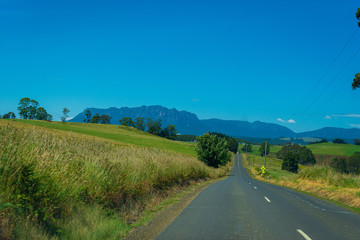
[1,0,359,133]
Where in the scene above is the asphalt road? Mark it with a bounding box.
[156,154,360,240]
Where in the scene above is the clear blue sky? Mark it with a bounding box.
[1,0,359,133]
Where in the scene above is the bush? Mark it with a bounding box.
[348,152,360,174]
[196,133,231,168]
[330,157,348,173]
[333,138,346,144]
[281,151,299,173]
[277,144,315,165]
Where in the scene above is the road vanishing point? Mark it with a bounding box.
[156,154,360,240]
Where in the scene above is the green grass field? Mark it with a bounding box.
[13,119,196,156]
[249,144,282,156]
[306,143,360,157]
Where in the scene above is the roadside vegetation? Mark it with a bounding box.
[242,143,360,212]
[0,120,232,239]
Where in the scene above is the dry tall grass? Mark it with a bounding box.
[0,121,230,239]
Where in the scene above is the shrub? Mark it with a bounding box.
[330,157,348,173]
[347,152,360,174]
[196,133,231,168]
[333,138,346,144]
[277,144,315,165]
[281,151,299,173]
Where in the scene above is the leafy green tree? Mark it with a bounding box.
[357,7,360,27]
[17,97,31,119]
[91,113,100,123]
[330,157,348,173]
[119,117,134,127]
[84,110,92,123]
[35,107,48,120]
[46,114,53,121]
[146,118,162,135]
[353,73,360,90]
[29,99,39,119]
[277,144,315,165]
[209,132,239,154]
[347,152,360,174]
[99,114,111,124]
[134,117,145,131]
[195,133,231,168]
[165,124,177,140]
[333,138,346,144]
[281,151,299,173]
[2,112,16,119]
[354,139,360,145]
[259,141,270,156]
[61,108,70,122]
[241,143,252,152]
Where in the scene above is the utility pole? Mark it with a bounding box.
[253,151,254,167]
[264,141,267,167]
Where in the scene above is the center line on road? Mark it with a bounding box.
[253,186,257,189]
[264,197,271,202]
[297,229,312,240]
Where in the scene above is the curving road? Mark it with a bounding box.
[156,154,360,240]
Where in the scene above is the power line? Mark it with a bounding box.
[292,28,359,117]
[296,46,360,121]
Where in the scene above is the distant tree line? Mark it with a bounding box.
[82,110,112,124]
[118,117,177,140]
[331,152,360,175]
[175,135,197,142]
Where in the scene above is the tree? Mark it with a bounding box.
[357,7,360,27]
[99,114,111,124]
[281,151,299,173]
[333,138,346,144]
[91,113,100,123]
[241,143,252,152]
[330,157,348,173]
[276,143,315,165]
[2,112,16,119]
[119,117,134,127]
[17,97,31,119]
[259,141,270,156]
[146,118,162,135]
[28,99,39,119]
[209,132,239,154]
[35,107,48,120]
[84,110,92,123]
[134,117,145,131]
[347,152,360,174]
[195,133,231,168]
[352,73,360,90]
[354,139,360,146]
[61,108,70,122]
[165,124,177,140]
[46,114,53,121]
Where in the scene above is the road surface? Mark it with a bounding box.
[156,154,360,240]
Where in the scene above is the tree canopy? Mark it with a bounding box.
[195,133,231,168]
[276,143,316,165]
[259,141,270,156]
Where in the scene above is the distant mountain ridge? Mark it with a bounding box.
[70,105,360,139]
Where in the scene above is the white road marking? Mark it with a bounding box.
[297,229,312,240]
[264,197,271,202]
[253,186,257,189]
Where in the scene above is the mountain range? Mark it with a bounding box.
[70,105,360,140]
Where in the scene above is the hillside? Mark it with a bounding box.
[70,105,360,139]
[0,119,231,239]
[306,142,360,157]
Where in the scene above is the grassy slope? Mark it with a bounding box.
[13,119,196,156]
[307,142,360,156]
[0,120,232,239]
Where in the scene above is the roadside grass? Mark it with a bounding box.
[242,153,360,212]
[11,119,196,156]
[0,120,232,239]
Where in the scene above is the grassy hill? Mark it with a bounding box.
[0,119,230,239]
[14,119,196,156]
